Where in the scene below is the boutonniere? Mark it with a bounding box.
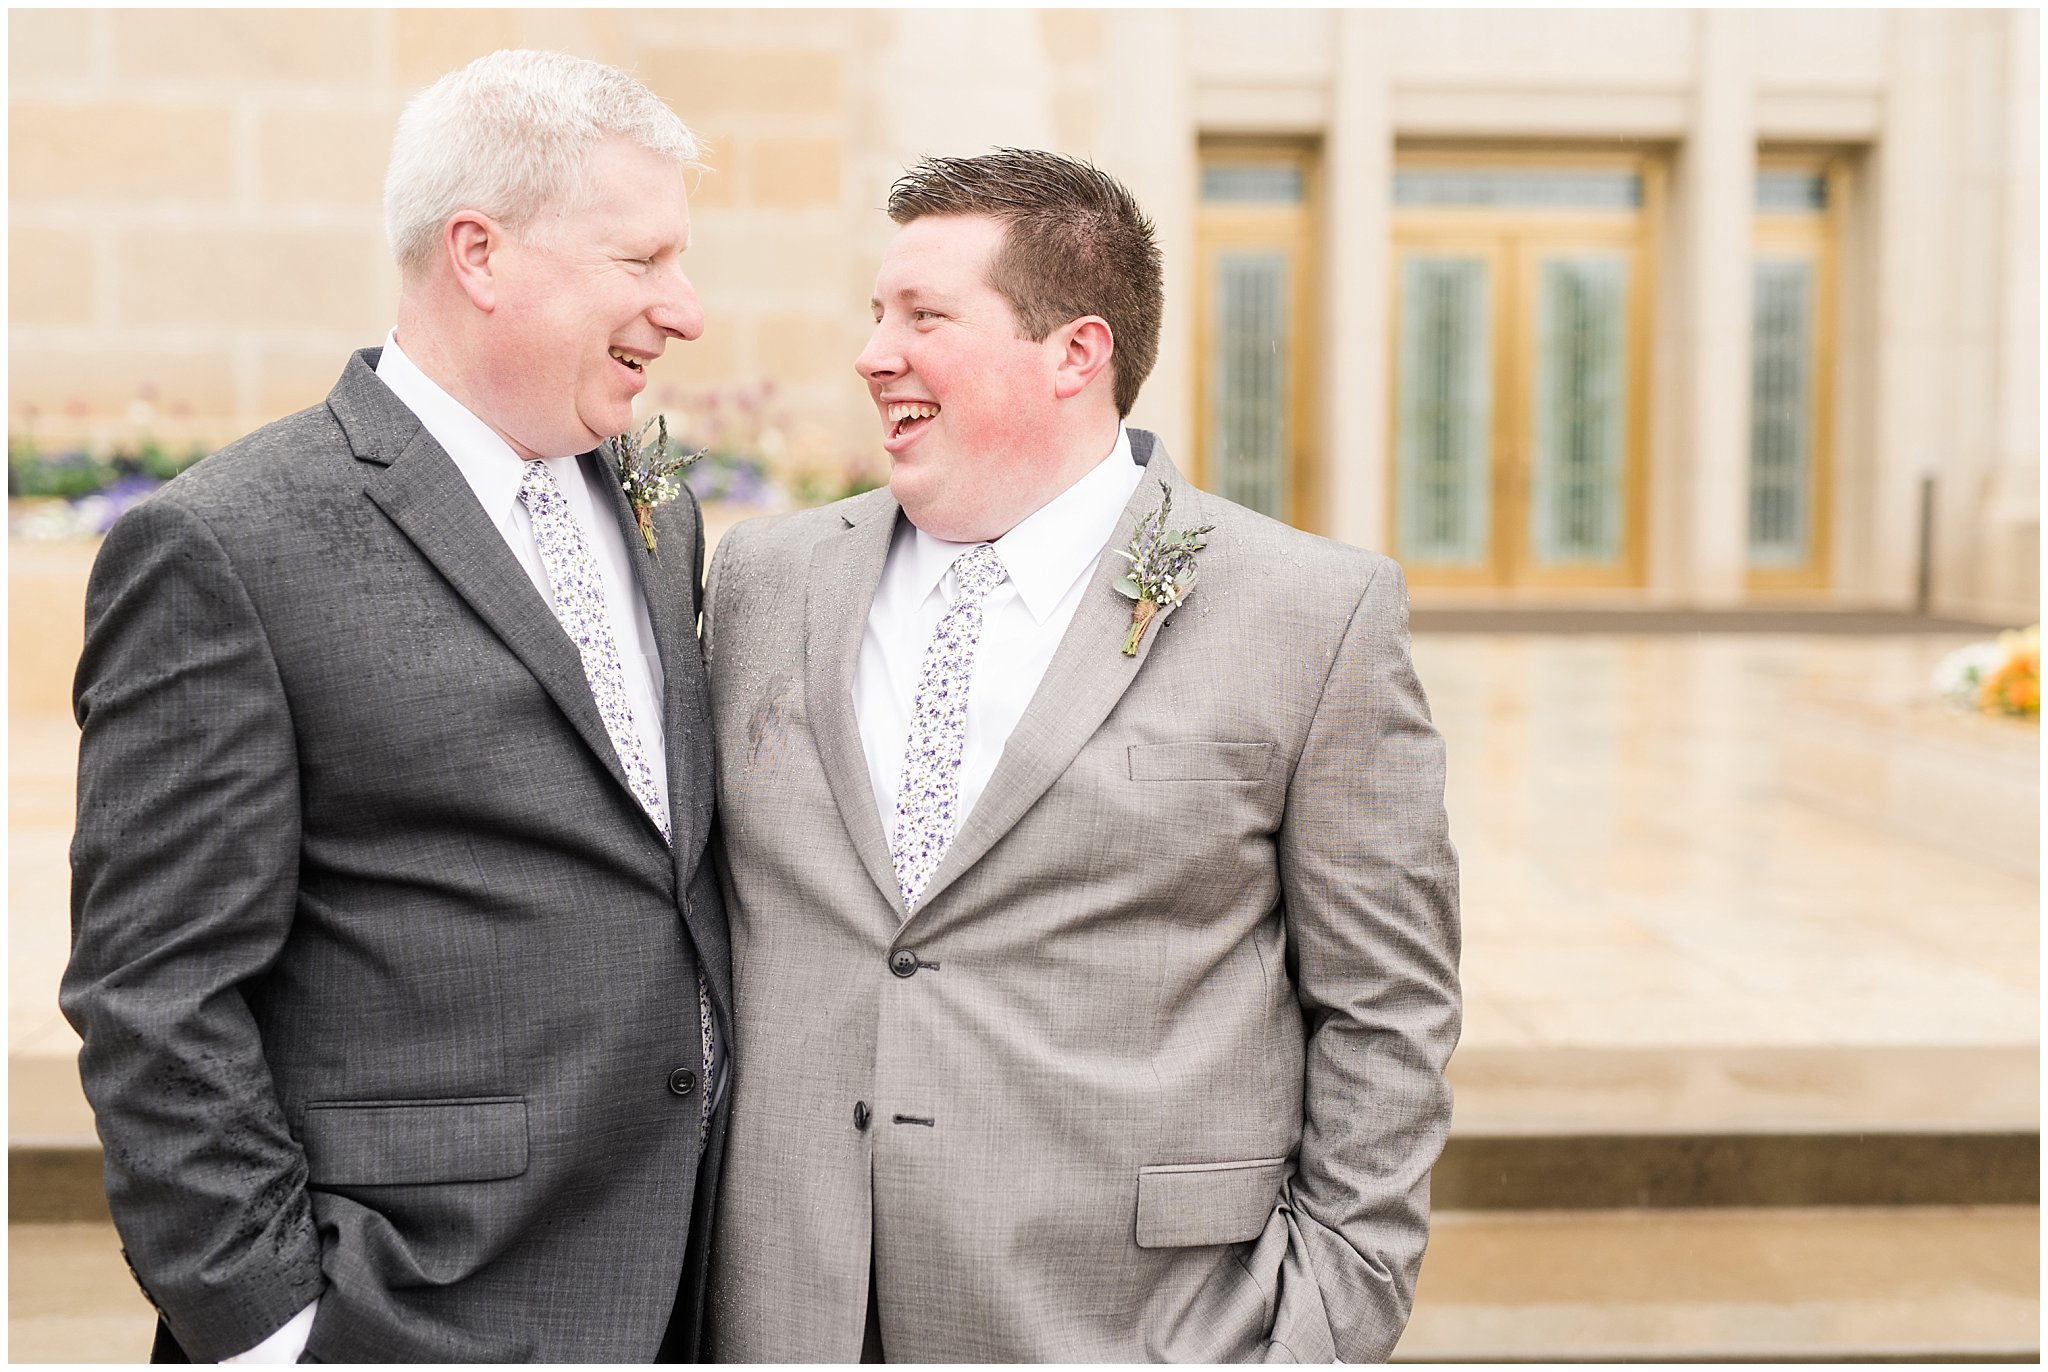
[1110,481,1215,656]
[602,415,704,554]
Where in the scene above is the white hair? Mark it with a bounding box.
[385,49,702,275]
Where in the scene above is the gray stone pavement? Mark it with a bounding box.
[14,1205,2038,1363]
[10,533,2039,1359]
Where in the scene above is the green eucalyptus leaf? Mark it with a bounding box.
[1111,575,1142,600]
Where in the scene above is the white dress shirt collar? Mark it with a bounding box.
[896,426,1143,624]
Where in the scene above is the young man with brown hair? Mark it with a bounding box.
[703,148,1460,1362]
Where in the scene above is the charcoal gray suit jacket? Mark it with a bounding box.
[62,349,731,1362]
[703,432,1461,1362]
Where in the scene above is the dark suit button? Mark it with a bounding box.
[889,949,919,978]
[668,1067,698,1097]
[854,1101,871,1131]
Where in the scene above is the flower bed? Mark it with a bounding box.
[9,384,883,540]
[9,440,207,538]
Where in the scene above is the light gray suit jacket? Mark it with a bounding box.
[702,432,1460,1362]
[62,350,731,1362]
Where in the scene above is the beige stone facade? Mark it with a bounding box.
[8,9,2037,619]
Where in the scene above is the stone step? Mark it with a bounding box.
[15,1125,2037,1224]
[1393,1204,2039,1362]
[12,1207,2036,1364]
[1437,1044,2040,1209]
[1447,1045,2040,1137]
[10,1223,156,1363]
[1436,1128,2038,1210]
[17,1044,2038,1219]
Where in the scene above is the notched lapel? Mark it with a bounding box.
[591,457,717,877]
[803,494,908,917]
[361,431,661,847]
[907,447,1203,919]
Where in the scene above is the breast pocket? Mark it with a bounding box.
[1127,741,1275,783]
[301,1096,529,1186]
[1134,1157,1289,1248]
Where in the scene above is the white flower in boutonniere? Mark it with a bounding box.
[602,415,704,554]
[1110,481,1215,656]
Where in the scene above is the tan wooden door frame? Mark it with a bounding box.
[1746,153,1844,592]
[1389,153,1662,590]
[1193,142,1321,533]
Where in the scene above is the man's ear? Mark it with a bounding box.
[445,211,501,312]
[1051,316,1115,401]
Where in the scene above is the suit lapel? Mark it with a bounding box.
[804,493,909,916]
[907,441,1201,918]
[590,456,717,879]
[347,380,660,849]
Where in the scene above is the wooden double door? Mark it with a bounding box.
[1191,150,1844,596]
[1389,158,1658,589]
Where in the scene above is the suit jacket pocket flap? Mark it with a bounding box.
[302,1097,528,1186]
[1127,741,1274,783]
[1135,1157,1288,1249]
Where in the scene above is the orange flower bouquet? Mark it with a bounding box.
[1934,625,2040,720]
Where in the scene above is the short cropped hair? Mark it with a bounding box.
[385,49,702,275]
[886,149,1163,418]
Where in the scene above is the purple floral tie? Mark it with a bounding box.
[519,460,715,1136]
[890,544,1006,914]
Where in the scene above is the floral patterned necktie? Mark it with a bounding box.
[518,459,716,1138]
[890,543,1007,914]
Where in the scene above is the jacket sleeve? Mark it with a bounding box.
[1269,555,1462,1362]
[61,492,326,1360]
[699,513,750,667]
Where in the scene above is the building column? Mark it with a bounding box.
[1097,10,1194,451]
[1867,11,1950,610]
[1323,9,1392,552]
[1680,10,1755,606]
[1987,8,2040,622]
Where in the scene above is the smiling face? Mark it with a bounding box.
[472,137,704,459]
[854,213,1076,542]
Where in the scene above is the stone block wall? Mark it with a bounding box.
[7,8,889,481]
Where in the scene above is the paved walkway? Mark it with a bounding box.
[9,534,2039,1360]
[1416,630,2036,1055]
[12,535,2038,1140]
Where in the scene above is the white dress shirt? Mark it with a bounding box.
[855,428,1143,837]
[376,332,668,818]
[224,337,673,1365]
[221,1299,316,1364]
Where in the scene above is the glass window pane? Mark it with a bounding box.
[1755,171,1828,214]
[1530,255,1629,567]
[1396,255,1493,567]
[1394,169,1642,211]
[1749,259,1815,567]
[1202,165,1305,204]
[1209,250,1290,519]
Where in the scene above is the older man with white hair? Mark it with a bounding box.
[63,50,728,1362]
